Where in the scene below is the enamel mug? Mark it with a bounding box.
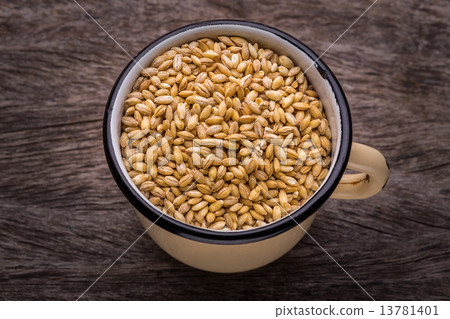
[103,20,390,273]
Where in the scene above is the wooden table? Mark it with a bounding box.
[1,0,449,300]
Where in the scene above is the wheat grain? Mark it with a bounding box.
[120,36,332,230]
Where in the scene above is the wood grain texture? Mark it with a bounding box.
[0,0,449,300]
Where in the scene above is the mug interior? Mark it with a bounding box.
[105,21,351,243]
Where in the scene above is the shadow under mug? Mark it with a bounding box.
[103,20,390,273]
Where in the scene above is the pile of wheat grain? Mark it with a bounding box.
[120,36,332,231]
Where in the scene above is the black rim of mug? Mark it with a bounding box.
[103,20,352,245]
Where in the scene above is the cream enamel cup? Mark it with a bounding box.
[104,20,389,273]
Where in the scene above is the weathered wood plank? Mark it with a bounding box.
[0,0,449,300]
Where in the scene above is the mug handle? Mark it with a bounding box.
[330,142,389,199]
